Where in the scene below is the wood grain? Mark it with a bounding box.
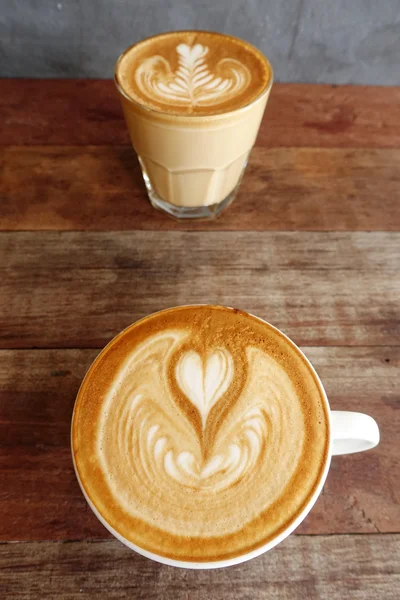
[2,80,400,148]
[0,346,398,541]
[1,146,400,231]
[2,79,398,595]
[1,536,399,599]
[0,232,399,348]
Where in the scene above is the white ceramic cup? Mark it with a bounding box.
[72,312,380,570]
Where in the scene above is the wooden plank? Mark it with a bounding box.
[1,536,399,599]
[2,80,400,148]
[0,346,398,542]
[0,232,399,348]
[1,146,400,232]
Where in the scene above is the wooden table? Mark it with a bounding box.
[1,80,399,599]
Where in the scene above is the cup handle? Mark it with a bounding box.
[331,411,380,456]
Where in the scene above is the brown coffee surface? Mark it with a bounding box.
[72,306,329,562]
[115,31,272,115]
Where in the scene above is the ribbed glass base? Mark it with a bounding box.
[139,158,246,221]
[148,189,239,220]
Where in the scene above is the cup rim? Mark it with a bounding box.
[71,304,332,569]
[114,30,274,121]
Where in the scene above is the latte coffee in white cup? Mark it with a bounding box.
[72,305,379,568]
[115,31,273,219]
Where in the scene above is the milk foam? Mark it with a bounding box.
[175,347,234,428]
[97,329,304,535]
[116,31,272,116]
[135,43,251,108]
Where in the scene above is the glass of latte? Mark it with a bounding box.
[114,31,273,219]
[71,305,379,568]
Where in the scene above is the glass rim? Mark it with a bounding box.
[114,30,274,120]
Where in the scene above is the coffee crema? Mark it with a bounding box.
[116,31,272,115]
[72,306,329,562]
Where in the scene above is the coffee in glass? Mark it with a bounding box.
[115,31,273,219]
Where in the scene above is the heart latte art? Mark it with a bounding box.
[99,335,288,497]
[73,306,329,562]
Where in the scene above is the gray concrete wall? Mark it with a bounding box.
[1,0,399,83]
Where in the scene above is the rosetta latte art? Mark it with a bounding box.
[97,329,305,537]
[135,43,252,107]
